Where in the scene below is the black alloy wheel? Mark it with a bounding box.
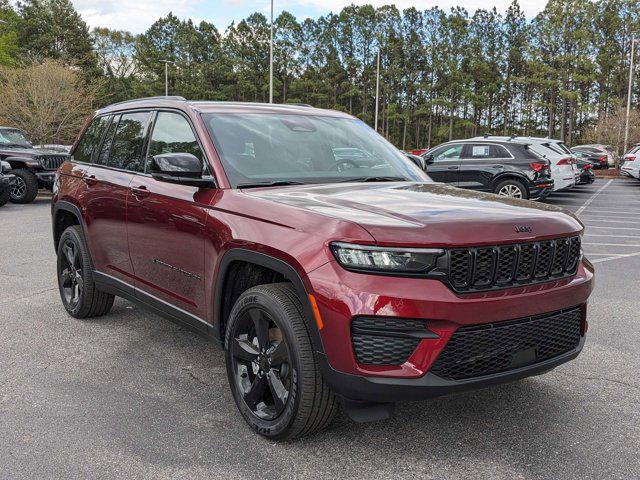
[230,307,292,420]
[225,283,337,439]
[56,225,114,318]
[59,239,84,309]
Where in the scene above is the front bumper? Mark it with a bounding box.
[36,171,56,188]
[319,336,585,402]
[307,258,593,402]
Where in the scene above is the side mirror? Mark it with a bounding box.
[404,153,426,170]
[149,153,215,187]
[423,153,434,164]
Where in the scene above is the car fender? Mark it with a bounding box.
[213,248,326,354]
[3,156,37,170]
[491,171,532,191]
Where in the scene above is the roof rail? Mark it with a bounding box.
[287,103,313,107]
[107,96,187,108]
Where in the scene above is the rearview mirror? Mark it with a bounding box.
[149,153,215,188]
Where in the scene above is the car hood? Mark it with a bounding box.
[0,146,66,158]
[246,182,583,246]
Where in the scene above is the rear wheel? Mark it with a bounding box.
[225,283,337,440]
[494,179,528,200]
[57,225,114,318]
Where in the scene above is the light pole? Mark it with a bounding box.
[160,59,175,97]
[374,48,380,132]
[269,0,274,103]
[624,34,636,156]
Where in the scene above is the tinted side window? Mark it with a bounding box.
[147,112,205,173]
[433,144,463,161]
[95,115,118,166]
[107,112,151,172]
[73,116,110,163]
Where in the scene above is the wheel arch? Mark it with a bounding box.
[52,200,87,254]
[4,156,36,171]
[491,173,531,194]
[213,248,325,354]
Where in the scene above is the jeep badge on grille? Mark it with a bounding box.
[514,225,532,233]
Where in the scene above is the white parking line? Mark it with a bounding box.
[591,251,640,264]
[583,242,640,247]
[575,179,613,215]
[584,233,640,239]
[584,225,640,231]
[579,209,640,215]
[580,214,640,220]
[581,219,640,225]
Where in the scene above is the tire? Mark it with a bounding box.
[9,169,39,204]
[225,283,337,440]
[494,178,529,200]
[0,186,9,207]
[57,225,114,318]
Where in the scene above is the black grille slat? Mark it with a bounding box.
[472,248,496,287]
[446,236,581,292]
[40,155,68,170]
[534,241,554,278]
[430,308,582,380]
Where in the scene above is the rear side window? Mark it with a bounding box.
[72,116,109,163]
[95,115,118,166]
[107,112,151,172]
[467,144,511,159]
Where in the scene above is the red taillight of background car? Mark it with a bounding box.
[626,156,636,162]
[583,164,593,170]
[557,157,574,165]
[598,155,607,164]
[529,162,548,172]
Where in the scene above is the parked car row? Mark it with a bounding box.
[0,126,69,205]
[404,135,604,200]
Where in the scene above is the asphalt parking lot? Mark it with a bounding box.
[1,179,639,479]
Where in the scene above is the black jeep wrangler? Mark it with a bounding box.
[0,126,69,204]
[0,161,16,207]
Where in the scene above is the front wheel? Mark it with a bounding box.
[494,179,529,200]
[225,283,337,440]
[9,169,39,204]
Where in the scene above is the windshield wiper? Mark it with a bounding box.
[236,180,307,189]
[337,176,407,183]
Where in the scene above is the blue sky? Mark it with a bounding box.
[72,0,545,34]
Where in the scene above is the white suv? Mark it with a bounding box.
[470,136,577,192]
[621,145,640,179]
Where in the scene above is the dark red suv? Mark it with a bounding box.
[51,97,594,439]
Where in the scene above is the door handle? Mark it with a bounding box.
[130,185,150,198]
[447,166,458,170]
[83,175,97,186]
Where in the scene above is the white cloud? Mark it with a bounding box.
[73,0,205,33]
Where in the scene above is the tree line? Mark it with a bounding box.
[0,0,639,151]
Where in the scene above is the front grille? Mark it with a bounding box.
[448,236,581,292]
[39,155,68,170]
[430,307,582,380]
[351,317,427,366]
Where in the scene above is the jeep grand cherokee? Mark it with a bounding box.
[51,97,594,439]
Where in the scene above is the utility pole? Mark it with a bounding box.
[160,60,174,97]
[374,48,380,132]
[269,0,274,103]
[624,34,636,156]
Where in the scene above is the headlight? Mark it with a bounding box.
[0,160,10,173]
[330,242,443,274]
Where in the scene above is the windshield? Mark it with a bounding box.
[0,128,31,148]
[202,113,429,187]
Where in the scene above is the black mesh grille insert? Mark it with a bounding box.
[351,317,425,366]
[448,236,581,292]
[430,308,582,380]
